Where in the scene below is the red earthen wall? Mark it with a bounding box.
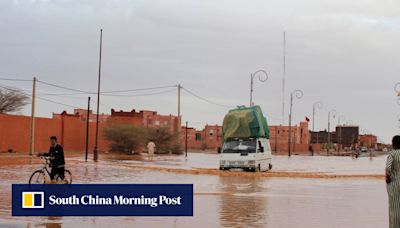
[1,114,109,153]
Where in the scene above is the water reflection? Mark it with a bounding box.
[0,153,389,228]
[35,217,62,228]
[218,176,267,227]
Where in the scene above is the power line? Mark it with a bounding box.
[37,80,93,94]
[35,96,82,109]
[102,88,176,97]
[33,87,176,98]
[0,84,20,92]
[37,79,177,95]
[0,84,84,109]
[181,87,233,108]
[0,78,32,82]
[101,85,178,94]
[37,92,88,96]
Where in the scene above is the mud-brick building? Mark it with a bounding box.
[182,122,310,153]
[180,124,223,150]
[359,134,377,149]
[310,126,359,147]
[109,109,180,133]
[0,108,180,153]
[269,121,310,153]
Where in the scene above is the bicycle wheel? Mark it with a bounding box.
[29,170,46,184]
[62,170,72,184]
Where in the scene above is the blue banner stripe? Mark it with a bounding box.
[34,194,40,206]
[12,184,193,216]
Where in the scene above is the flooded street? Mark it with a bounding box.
[0,152,388,227]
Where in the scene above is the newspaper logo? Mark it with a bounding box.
[22,192,44,209]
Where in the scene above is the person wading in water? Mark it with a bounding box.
[147,139,156,161]
[386,135,400,228]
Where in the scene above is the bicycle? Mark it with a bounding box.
[28,156,72,184]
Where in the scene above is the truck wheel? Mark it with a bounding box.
[269,163,273,170]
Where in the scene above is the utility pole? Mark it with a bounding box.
[29,77,37,156]
[185,121,188,157]
[85,97,91,162]
[282,31,286,124]
[93,28,103,161]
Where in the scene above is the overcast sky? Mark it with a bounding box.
[1,0,400,143]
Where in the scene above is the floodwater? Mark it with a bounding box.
[0,152,389,228]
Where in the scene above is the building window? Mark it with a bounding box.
[209,129,214,136]
[195,133,202,141]
[164,121,168,125]
[155,120,160,126]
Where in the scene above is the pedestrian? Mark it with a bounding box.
[147,139,156,161]
[386,135,400,228]
[39,136,66,183]
[309,145,314,156]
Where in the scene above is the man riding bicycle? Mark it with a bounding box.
[38,136,65,181]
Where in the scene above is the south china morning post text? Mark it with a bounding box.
[49,194,182,207]
[12,184,193,216]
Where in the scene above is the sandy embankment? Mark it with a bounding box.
[121,164,385,179]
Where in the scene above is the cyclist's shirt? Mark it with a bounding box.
[44,144,65,168]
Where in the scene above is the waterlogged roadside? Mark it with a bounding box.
[0,152,389,228]
[117,165,385,179]
[100,152,387,176]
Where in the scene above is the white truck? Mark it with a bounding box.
[219,105,272,172]
[219,137,272,172]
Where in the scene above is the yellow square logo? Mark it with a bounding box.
[22,192,44,209]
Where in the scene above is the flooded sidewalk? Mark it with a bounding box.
[102,152,387,178]
[0,152,389,228]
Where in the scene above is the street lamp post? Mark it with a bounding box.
[312,101,323,132]
[93,28,103,161]
[288,89,303,157]
[311,101,323,156]
[327,109,336,156]
[394,82,400,96]
[250,70,268,106]
[337,115,345,154]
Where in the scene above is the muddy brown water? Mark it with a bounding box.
[0,152,389,228]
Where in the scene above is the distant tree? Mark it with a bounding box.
[0,88,29,114]
[104,124,183,154]
[145,127,182,154]
[103,124,145,153]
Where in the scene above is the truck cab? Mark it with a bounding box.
[219,137,272,172]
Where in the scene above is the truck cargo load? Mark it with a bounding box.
[222,105,269,140]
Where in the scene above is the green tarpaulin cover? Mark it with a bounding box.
[222,105,269,140]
